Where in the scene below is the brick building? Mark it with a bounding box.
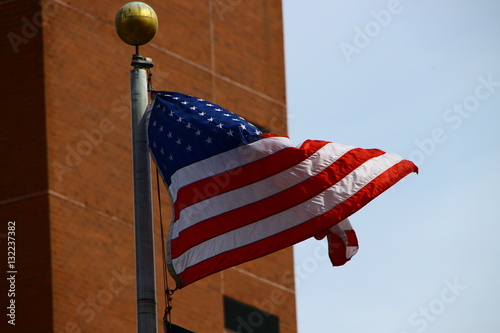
[0,0,296,332]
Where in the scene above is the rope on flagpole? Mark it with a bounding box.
[147,67,174,330]
[148,64,180,332]
[154,166,178,331]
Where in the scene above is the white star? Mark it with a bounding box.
[177,116,183,123]
[206,137,212,144]
[173,97,180,100]
[152,120,157,127]
[215,108,222,112]
[255,130,262,135]
[160,148,165,155]
[206,103,213,107]
[176,138,182,145]
[169,111,174,117]
[153,142,157,148]
[223,113,231,117]
[232,118,240,121]
[162,107,166,112]
[190,106,197,110]
[181,101,189,105]
[199,111,206,116]
[186,122,192,129]
[186,145,192,151]
[216,123,223,129]
[168,154,173,161]
[227,129,234,137]
[167,131,173,138]
[159,126,164,132]
[197,98,204,101]
[239,124,246,130]
[207,117,214,122]
[195,129,201,136]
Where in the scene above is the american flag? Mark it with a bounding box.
[147,91,418,288]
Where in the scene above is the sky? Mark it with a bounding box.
[283,1,500,332]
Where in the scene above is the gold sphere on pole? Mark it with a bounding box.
[115,2,158,46]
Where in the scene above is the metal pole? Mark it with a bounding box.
[130,53,157,333]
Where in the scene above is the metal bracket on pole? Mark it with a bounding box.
[131,52,154,70]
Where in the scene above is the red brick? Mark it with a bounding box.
[0,0,295,331]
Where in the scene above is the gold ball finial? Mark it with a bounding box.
[115,2,158,46]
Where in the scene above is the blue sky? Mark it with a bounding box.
[283,1,500,332]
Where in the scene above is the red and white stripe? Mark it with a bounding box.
[166,136,417,287]
[315,218,359,266]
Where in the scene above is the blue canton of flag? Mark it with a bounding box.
[147,92,263,185]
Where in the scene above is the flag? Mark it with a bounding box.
[147,91,418,288]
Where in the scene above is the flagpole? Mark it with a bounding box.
[115,3,159,332]
[131,56,158,333]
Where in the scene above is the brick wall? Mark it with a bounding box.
[0,0,295,332]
